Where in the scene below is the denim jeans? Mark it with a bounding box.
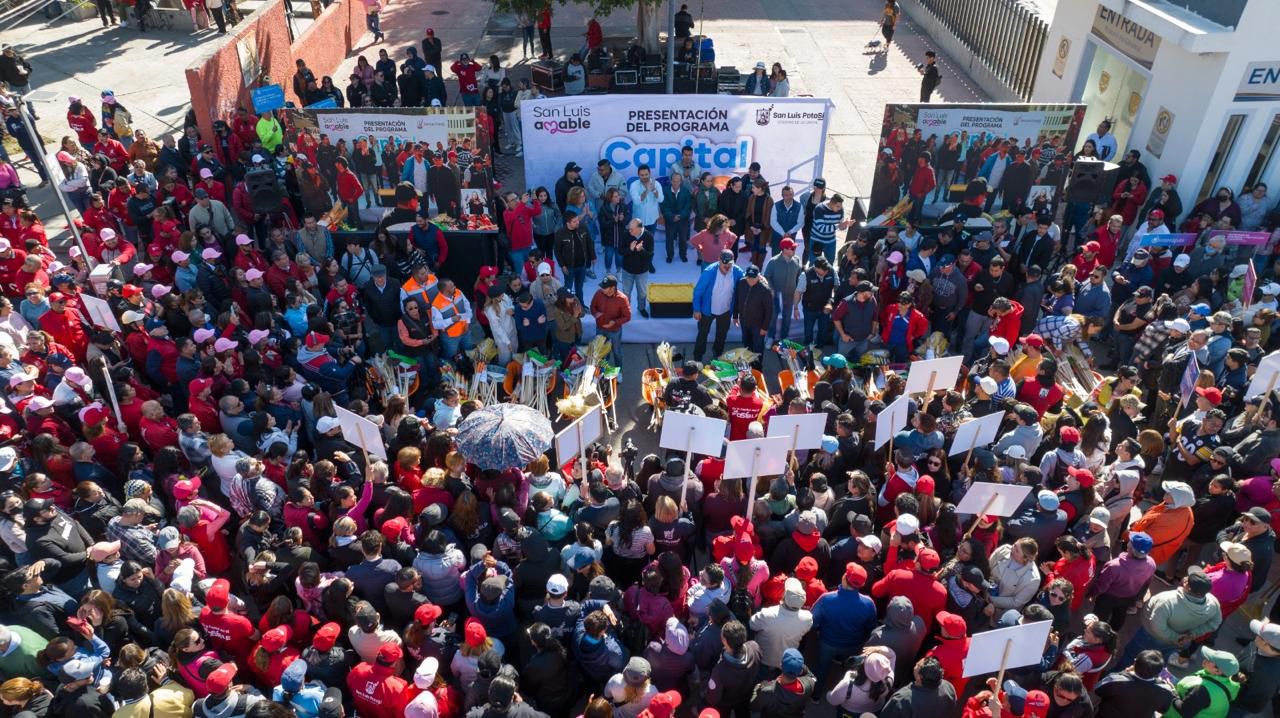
[521,26,536,56]
[812,239,835,263]
[365,11,381,37]
[812,641,854,696]
[552,338,575,361]
[510,247,532,273]
[803,310,832,347]
[66,187,91,214]
[771,291,795,341]
[838,337,869,360]
[462,93,480,107]
[619,270,649,313]
[439,331,475,360]
[601,246,618,273]
[599,329,622,367]
[359,172,379,207]
[1111,626,1174,675]
[565,266,587,302]
[742,324,766,352]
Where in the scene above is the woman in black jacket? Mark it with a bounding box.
[520,622,579,715]
[110,561,165,631]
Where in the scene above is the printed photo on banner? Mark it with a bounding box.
[519,95,833,198]
[868,103,1085,227]
[282,107,496,223]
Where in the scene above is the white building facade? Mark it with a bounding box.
[1032,0,1280,222]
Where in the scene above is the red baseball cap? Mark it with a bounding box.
[304,331,330,349]
[414,603,443,626]
[1195,386,1223,406]
[189,378,214,397]
[380,517,409,543]
[844,562,868,588]
[464,617,487,647]
[1023,690,1051,718]
[260,625,290,652]
[795,556,818,581]
[1160,174,1178,184]
[1066,466,1095,488]
[122,284,143,298]
[647,691,683,718]
[1083,241,1100,253]
[1021,333,1046,349]
[205,578,230,609]
[937,611,967,638]
[206,663,237,694]
[917,548,941,570]
[779,238,797,251]
[1059,426,1081,443]
[376,642,403,665]
[172,476,201,500]
[915,475,935,495]
[312,622,341,651]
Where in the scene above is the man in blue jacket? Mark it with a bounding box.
[691,249,744,361]
[464,552,518,645]
[574,601,629,691]
[810,562,878,695]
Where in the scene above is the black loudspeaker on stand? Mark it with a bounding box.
[246,169,285,214]
[1065,160,1120,205]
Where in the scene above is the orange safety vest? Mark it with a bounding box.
[432,289,468,337]
[401,273,439,303]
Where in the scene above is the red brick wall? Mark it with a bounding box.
[184,0,364,145]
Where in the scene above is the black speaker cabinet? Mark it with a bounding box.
[1066,160,1120,205]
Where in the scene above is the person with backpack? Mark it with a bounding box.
[718,533,768,622]
[192,664,264,718]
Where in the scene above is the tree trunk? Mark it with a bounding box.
[636,1,660,55]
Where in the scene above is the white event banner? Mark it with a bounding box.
[519,95,834,198]
[309,110,454,158]
[915,107,1047,146]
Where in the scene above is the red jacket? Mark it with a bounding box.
[67,108,98,145]
[450,61,481,94]
[1092,225,1121,268]
[927,635,972,697]
[93,139,129,172]
[89,426,127,475]
[870,568,947,634]
[348,662,414,718]
[39,308,90,360]
[83,205,117,234]
[232,181,256,225]
[1110,180,1149,225]
[989,300,1023,350]
[25,413,76,446]
[909,165,937,199]
[336,169,364,208]
[1046,555,1094,612]
[200,608,256,663]
[880,305,928,348]
[140,415,180,454]
[503,199,541,251]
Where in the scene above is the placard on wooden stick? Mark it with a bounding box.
[723,437,792,479]
[659,411,727,457]
[961,620,1053,677]
[903,355,964,396]
[874,395,911,450]
[947,412,1005,456]
[556,406,604,461]
[766,412,828,451]
[1245,351,1280,399]
[955,481,1033,518]
[334,405,387,461]
[81,294,121,333]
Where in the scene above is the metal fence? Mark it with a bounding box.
[914,0,1049,101]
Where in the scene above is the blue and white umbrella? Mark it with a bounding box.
[454,403,554,470]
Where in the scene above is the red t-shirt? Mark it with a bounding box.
[1016,378,1065,416]
[726,388,766,440]
[199,608,256,662]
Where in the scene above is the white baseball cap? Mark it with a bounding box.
[978,376,999,395]
[316,416,341,433]
[545,573,569,595]
[895,513,920,535]
[1173,254,1191,268]
[989,337,1010,355]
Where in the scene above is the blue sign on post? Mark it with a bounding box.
[251,84,286,114]
[1137,232,1197,248]
[305,97,338,109]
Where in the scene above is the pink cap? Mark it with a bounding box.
[171,250,190,262]
[193,328,215,343]
[151,285,170,299]
[247,329,270,344]
[201,248,221,260]
[99,228,116,241]
[235,233,253,246]
[199,168,214,179]
[245,268,264,281]
[213,337,238,353]
[132,263,153,276]
[888,251,904,264]
[69,246,83,258]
